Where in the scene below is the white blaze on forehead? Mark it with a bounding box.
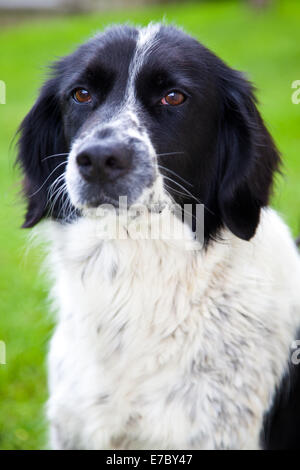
[134,22,161,70]
[136,23,161,52]
[126,23,161,95]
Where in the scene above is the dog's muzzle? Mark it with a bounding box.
[66,115,159,209]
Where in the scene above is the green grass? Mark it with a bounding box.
[0,0,299,450]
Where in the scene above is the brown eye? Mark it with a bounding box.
[161,91,186,106]
[73,88,92,104]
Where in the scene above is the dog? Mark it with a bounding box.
[17,23,300,450]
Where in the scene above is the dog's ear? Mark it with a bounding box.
[217,68,281,240]
[17,77,67,228]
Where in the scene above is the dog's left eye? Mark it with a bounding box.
[161,91,186,106]
[72,88,92,104]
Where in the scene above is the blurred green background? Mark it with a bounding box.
[0,0,299,450]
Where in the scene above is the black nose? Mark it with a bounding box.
[76,142,132,183]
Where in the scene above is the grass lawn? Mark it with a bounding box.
[0,0,299,450]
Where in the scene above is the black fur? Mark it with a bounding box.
[262,336,300,450]
[18,78,69,227]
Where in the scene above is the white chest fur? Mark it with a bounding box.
[44,209,300,449]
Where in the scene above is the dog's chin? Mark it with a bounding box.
[69,186,145,214]
[82,193,123,209]
[72,193,128,212]
[66,171,171,219]
[69,190,171,221]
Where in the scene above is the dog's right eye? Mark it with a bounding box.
[72,88,92,104]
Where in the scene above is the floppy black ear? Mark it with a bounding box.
[17,77,68,228]
[217,68,281,240]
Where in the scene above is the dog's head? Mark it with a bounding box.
[17,24,280,243]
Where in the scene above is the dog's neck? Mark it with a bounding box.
[43,210,231,323]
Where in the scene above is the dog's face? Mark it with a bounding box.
[17,24,280,242]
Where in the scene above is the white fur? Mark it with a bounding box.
[43,208,300,449]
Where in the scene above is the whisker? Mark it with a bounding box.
[51,182,66,207]
[49,181,67,217]
[47,174,66,211]
[47,173,65,197]
[164,183,201,224]
[68,204,78,222]
[29,161,67,197]
[61,192,77,222]
[156,152,185,157]
[42,153,69,162]
[162,174,202,205]
[47,172,76,222]
[163,175,215,216]
[163,186,202,219]
[164,183,192,201]
[60,190,71,219]
[48,188,63,217]
[157,164,194,188]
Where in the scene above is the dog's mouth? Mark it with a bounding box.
[71,169,159,210]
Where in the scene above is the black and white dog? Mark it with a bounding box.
[17,23,300,450]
